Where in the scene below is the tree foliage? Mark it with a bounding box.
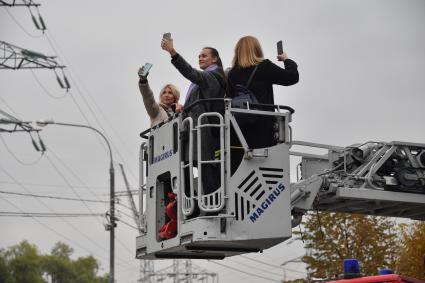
[0,241,108,283]
[298,212,400,279]
[2,240,45,283]
[396,221,425,280]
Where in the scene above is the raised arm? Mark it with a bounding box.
[161,39,209,86]
[138,77,161,119]
[266,52,299,86]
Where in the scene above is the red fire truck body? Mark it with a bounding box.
[327,274,425,283]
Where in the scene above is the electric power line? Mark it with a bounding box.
[3,7,43,38]
[30,69,67,99]
[0,134,44,165]
[0,166,110,257]
[0,194,137,270]
[209,260,281,282]
[0,0,40,7]
[4,2,137,183]
[0,180,131,192]
[0,97,21,119]
[240,254,305,274]
[116,208,135,220]
[44,31,139,183]
[1,3,139,273]
[117,218,139,231]
[44,153,135,258]
[0,211,104,217]
[0,108,21,122]
[116,201,135,212]
[45,149,136,256]
[227,258,285,277]
[44,151,106,203]
[0,194,107,259]
[0,189,108,203]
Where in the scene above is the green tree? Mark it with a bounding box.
[44,242,75,283]
[396,221,425,280]
[298,212,400,279]
[0,249,12,283]
[3,240,46,283]
[44,242,108,283]
[0,241,108,283]
[73,256,107,283]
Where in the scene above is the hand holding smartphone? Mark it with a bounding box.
[138,62,153,78]
[161,32,176,56]
[277,40,283,55]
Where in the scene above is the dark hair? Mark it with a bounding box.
[203,47,223,69]
[203,47,228,97]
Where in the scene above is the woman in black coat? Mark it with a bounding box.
[228,35,299,149]
[161,37,226,196]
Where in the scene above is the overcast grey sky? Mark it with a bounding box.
[1,0,425,282]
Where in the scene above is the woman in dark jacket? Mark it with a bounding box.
[161,38,226,196]
[228,35,299,149]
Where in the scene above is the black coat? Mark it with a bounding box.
[171,53,226,195]
[171,54,225,160]
[228,59,299,148]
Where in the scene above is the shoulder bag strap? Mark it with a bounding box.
[245,64,259,89]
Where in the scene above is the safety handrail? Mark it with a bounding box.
[234,102,295,114]
[180,117,195,217]
[139,113,180,139]
[184,98,295,114]
[139,99,295,139]
[197,112,226,212]
[139,142,147,233]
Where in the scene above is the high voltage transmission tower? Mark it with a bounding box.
[0,40,70,90]
[0,0,39,7]
[138,260,218,283]
[0,111,46,152]
[2,1,69,90]
[1,0,47,32]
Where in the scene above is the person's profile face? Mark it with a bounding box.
[160,87,176,106]
[198,48,217,70]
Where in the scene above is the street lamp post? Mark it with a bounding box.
[36,120,116,283]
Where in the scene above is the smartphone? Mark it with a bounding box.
[163,32,172,40]
[139,62,153,77]
[277,40,283,55]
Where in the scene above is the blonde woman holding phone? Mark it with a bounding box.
[138,65,182,126]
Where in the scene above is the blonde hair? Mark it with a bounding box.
[159,84,180,103]
[232,36,264,68]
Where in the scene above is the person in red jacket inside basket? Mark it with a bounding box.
[159,192,177,239]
